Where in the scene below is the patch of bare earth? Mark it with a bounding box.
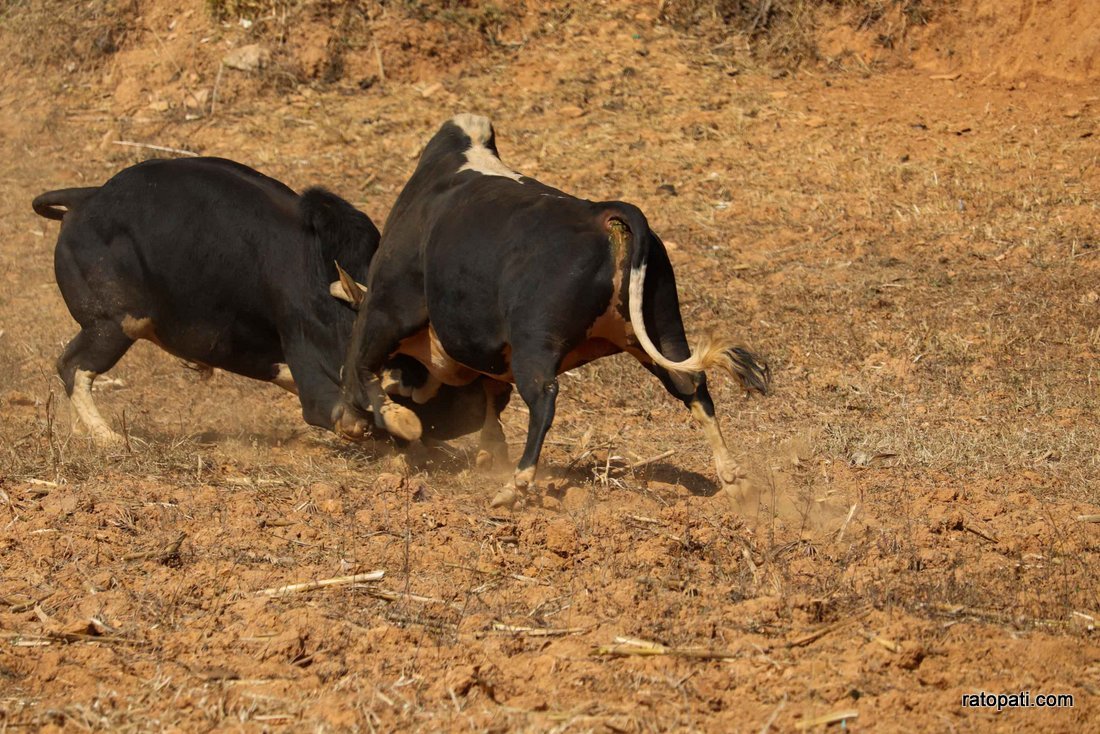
[1,1,1098,731]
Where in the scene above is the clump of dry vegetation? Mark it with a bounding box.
[659,0,935,67]
[204,0,296,20]
[0,0,139,71]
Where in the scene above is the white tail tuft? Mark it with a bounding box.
[628,261,769,393]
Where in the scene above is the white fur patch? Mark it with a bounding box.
[121,315,155,340]
[71,369,122,444]
[452,113,523,182]
[272,363,298,394]
[452,113,494,145]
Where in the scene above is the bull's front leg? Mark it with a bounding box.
[335,372,422,442]
[334,310,423,442]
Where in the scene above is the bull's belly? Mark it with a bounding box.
[394,327,485,386]
[123,314,285,381]
[394,308,633,387]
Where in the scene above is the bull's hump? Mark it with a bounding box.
[451,113,523,183]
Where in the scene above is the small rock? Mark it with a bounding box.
[544,519,578,557]
[373,473,403,492]
[896,640,926,670]
[185,88,210,109]
[309,482,340,500]
[559,105,585,118]
[934,486,959,502]
[223,44,270,72]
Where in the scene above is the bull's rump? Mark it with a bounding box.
[54,158,318,374]
[411,178,622,377]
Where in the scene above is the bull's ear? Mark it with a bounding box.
[332,261,366,309]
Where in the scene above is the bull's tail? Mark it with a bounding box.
[611,203,770,395]
[32,187,99,221]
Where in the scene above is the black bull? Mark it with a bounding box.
[335,115,769,507]
[32,156,488,444]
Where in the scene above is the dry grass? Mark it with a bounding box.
[1,0,1099,730]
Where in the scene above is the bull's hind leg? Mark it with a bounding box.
[490,352,560,509]
[476,379,512,471]
[641,362,750,498]
[57,321,134,446]
[628,240,755,498]
[688,381,748,492]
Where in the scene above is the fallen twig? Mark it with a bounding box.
[593,636,738,660]
[255,570,384,597]
[611,448,677,475]
[0,594,51,613]
[113,140,199,157]
[1076,514,1100,523]
[373,40,385,83]
[758,695,787,734]
[794,710,858,730]
[836,503,859,543]
[787,609,871,648]
[491,622,587,637]
[225,477,283,487]
[1,630,146,646]
[210,62,224,116]
[963,524,998,543]
[364,587,462,610]
[384,610,455,632]
[869,635,899,653]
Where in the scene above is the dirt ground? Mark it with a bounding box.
[1,1,1098,731]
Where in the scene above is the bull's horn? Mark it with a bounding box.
[332,261,367,308]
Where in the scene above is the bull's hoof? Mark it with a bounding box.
[379,402,422,441]
[489,484,522,510]
[721,477,753,508]
[715,458,746,488]
[475,444,509,472]
[90,429,126,448]
[490,466,537,509]
[73,419,125,447]
[332,402,369,440]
